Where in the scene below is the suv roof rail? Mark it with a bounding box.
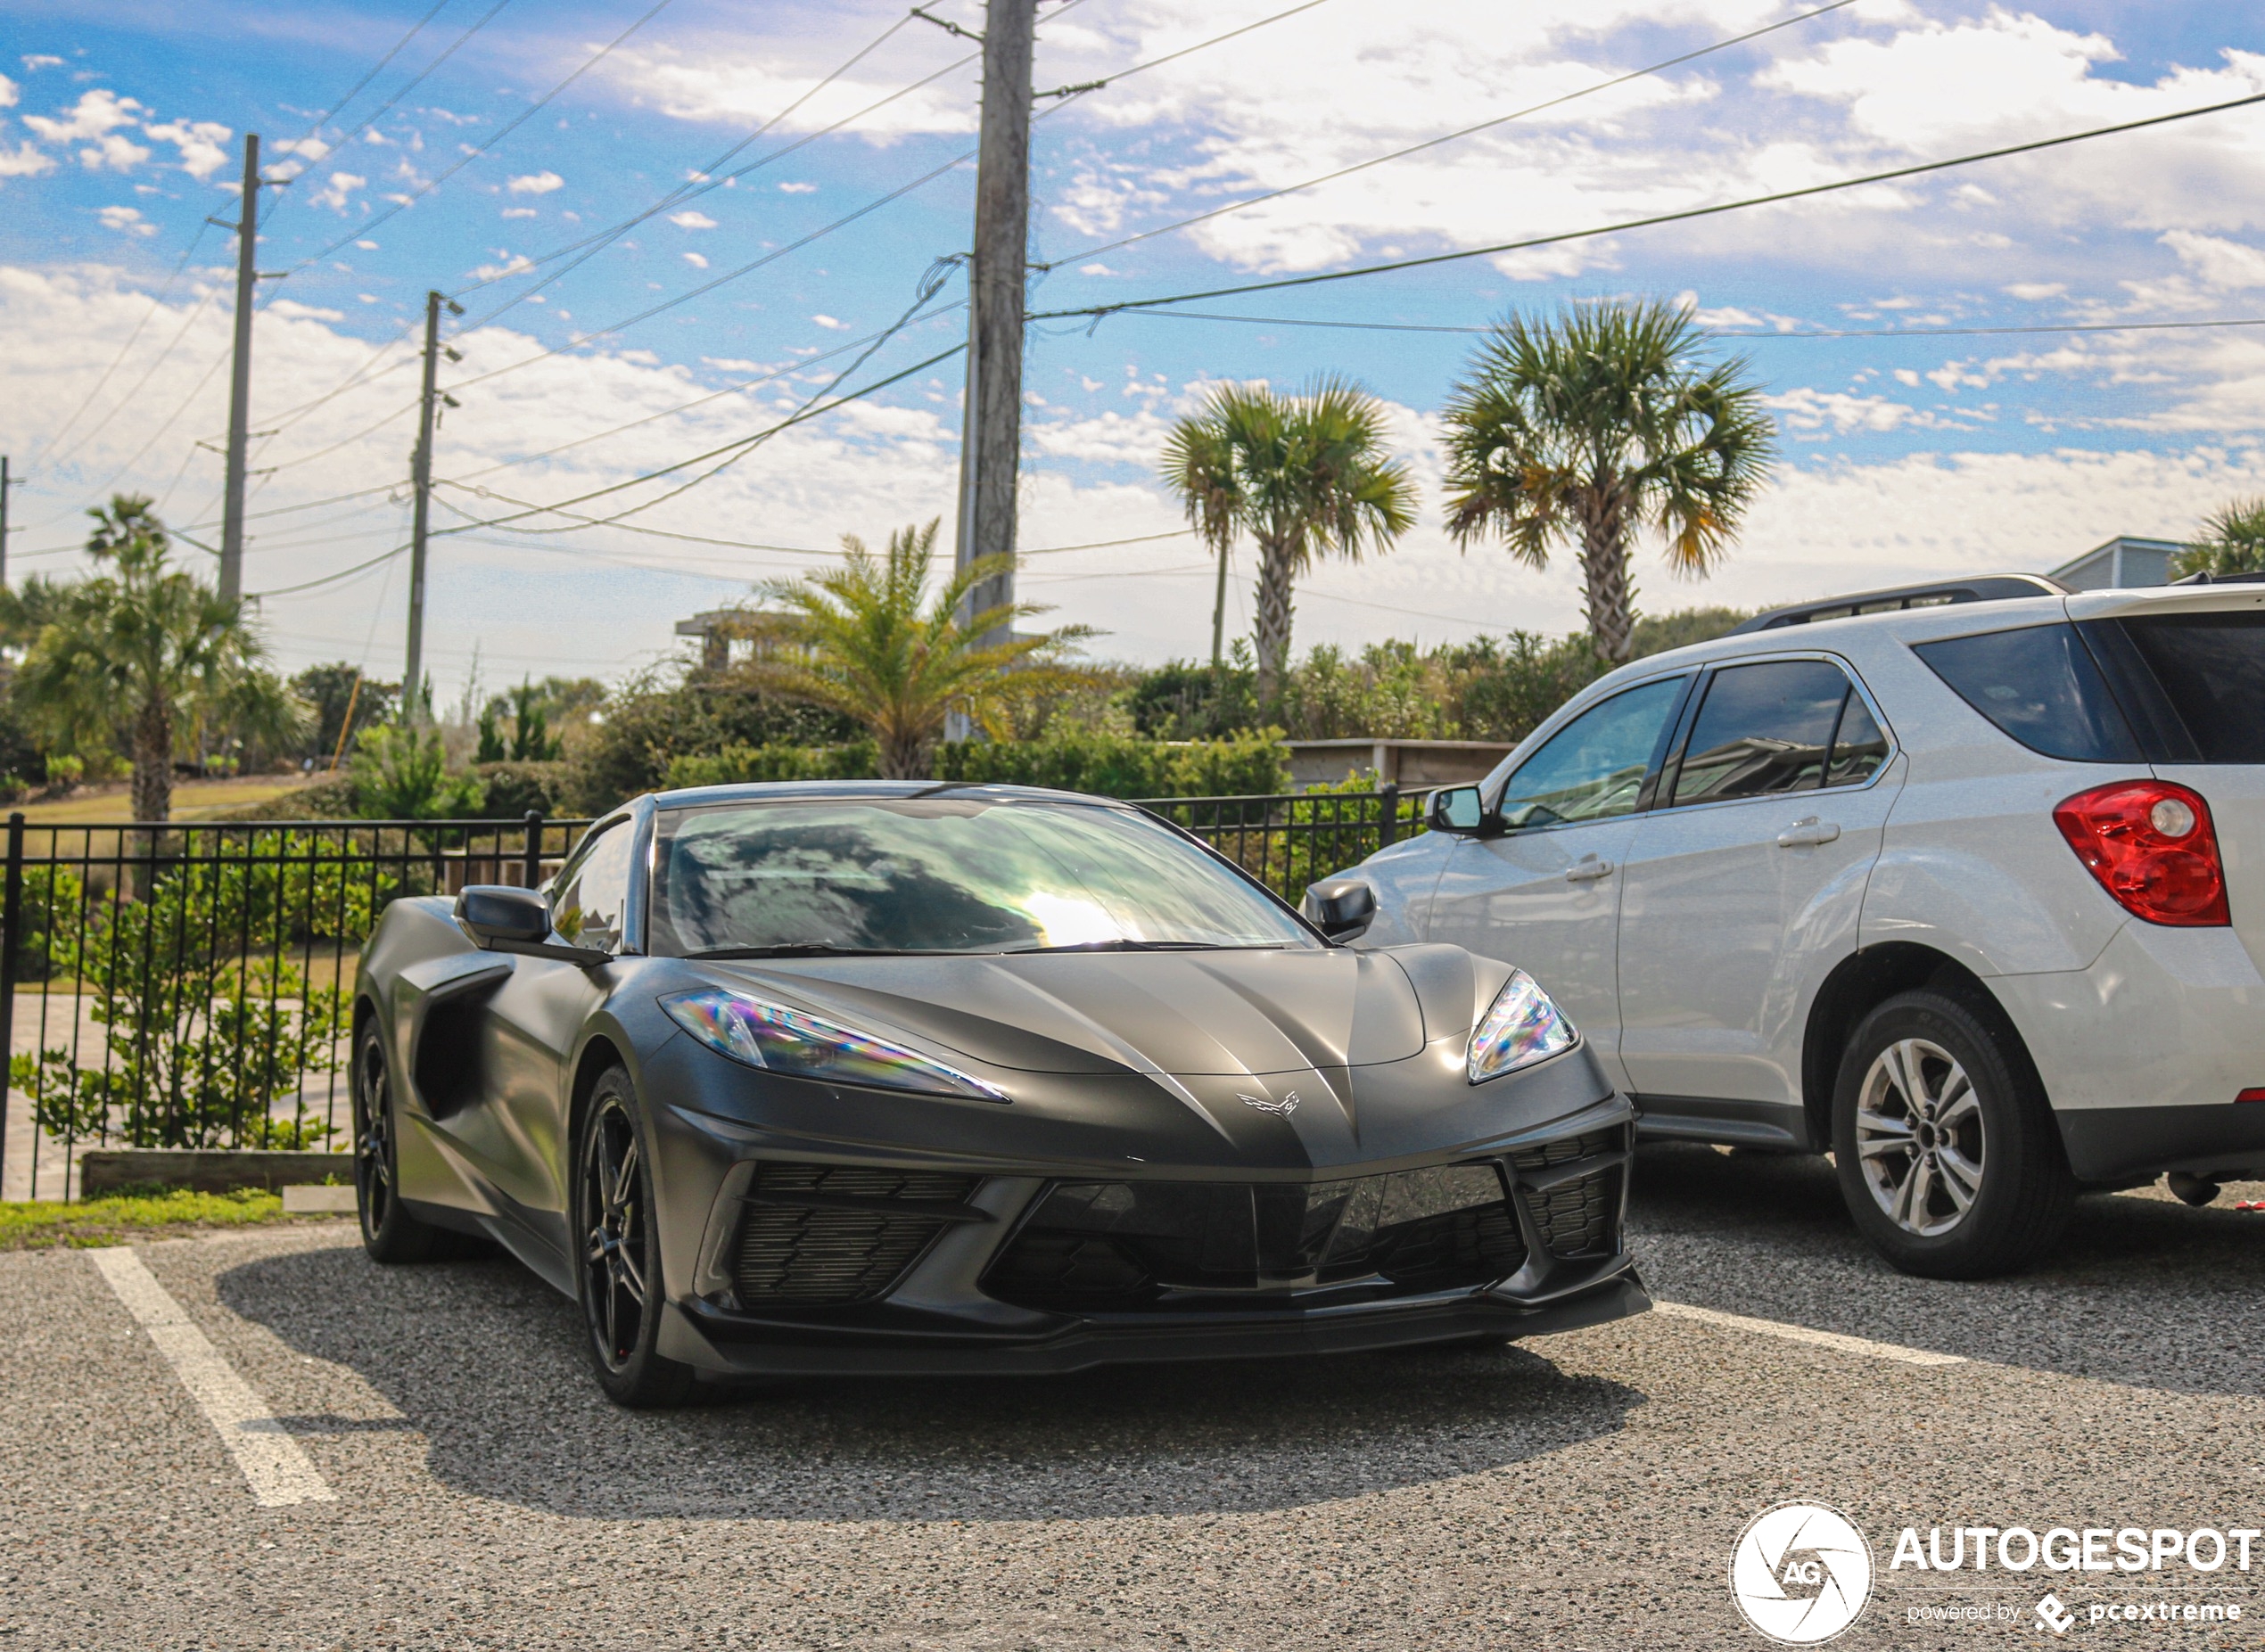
[1728,572,2071,635]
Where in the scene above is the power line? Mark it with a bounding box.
[450,11,944,324]
[284,0,516,180]
[1054,0,1857,269]
[289,0,680,273]
[1079,308,2265,341]
[283,0,456,154]
[1034,87,2265,324]
[31,223,216,471]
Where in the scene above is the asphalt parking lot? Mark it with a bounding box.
[9,1146,2265,1651]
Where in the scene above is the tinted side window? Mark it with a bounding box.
[1669,661,1850,805]
[1827,694,1889,786]
[1913,624,2141,763]
[2112,613,2265,764]
[1495,678,1684,829]
[552,822,636,950]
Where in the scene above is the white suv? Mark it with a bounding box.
[1313,574,2265,1278]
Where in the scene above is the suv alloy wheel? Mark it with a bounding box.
[1831,990,2075,1278]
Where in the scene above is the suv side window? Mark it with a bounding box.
[1495,677,1685,829]
[1669,660,1859,806]
[1913,623,2141,763]
[551,820,636,951]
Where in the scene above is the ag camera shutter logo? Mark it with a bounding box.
[1730,1502,1874,1644]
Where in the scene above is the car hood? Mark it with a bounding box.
[700,947,1450,1079]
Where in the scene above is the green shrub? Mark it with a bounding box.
[934,727,1288,798]
[350,724,483,819]
[473,760,574,818]
[664,739,881,789]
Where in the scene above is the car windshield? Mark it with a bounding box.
[647,795,1316,957]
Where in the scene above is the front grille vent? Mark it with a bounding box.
[1530,1166,1617,1258]
[731,1163,982,1307]
[1508,1128,1619,1172]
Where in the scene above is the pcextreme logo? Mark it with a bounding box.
[1730,1502,1875,1644]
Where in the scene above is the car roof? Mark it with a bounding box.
[648,778,1144,810]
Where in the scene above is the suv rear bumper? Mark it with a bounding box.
[1993,920,2265,1181]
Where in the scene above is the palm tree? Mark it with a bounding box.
[1160,377,1417,708]
[1440,300,1776,665]
[5,495,301,821]
[737,519,1093,778]
[2173,497,2265,579]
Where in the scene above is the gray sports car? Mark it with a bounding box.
[351,783,1647,1406]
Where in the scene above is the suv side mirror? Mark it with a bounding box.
[457,884,550,946]
[1303,878,1377,941]
[1428,785,1493,835]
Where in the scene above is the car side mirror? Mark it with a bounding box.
[457,884,550,945]
[1304,878,1377,941]
[1428,785,1493,836]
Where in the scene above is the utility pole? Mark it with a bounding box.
[219,132,262,606]
[0,456,12,590]
[948,0,1034,739]
[405,289,461,722]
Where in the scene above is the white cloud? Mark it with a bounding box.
[501,205,536,218]
[355,239,378,251]
[2003,282,2068,301]
[19,56,62,72]
[1767,387,1924,434]
[24,87,143,144]
[2161,231,2265,291]
[0,73,15,110]
[269,299,346,322]
[81,134,151,172]
[309,171,367,213]
[681,251,708,268]
[778,181,814,193]
[95,204,156,237]
[811,314,846,330]
[0,142,53,180]
[507,170,563,195]
[143,118,231,179]
[667,209,716,229]
[469,252,532,281]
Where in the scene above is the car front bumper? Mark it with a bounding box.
[637,1038,1646,1377]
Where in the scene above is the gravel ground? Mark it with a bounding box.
[6,1143,2264,1650]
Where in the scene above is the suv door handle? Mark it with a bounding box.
[1564,857,1615,883]
[1776,818,1841,848]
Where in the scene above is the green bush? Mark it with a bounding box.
[664,739,881,789]
[934,727,1288,798]
[12,829,368,1149]
[350,725,483,819]
[473,760,574,819]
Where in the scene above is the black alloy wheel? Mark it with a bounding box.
[353,1024,451,1262]
[576,1067,695,1408]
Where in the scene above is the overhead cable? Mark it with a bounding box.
[1034,88,2265,324]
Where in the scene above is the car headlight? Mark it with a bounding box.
[660,987,1007,1102]
[1466,968,1577,1084]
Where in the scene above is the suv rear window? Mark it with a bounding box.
[2109,613,2265,764]
[1913,624,2142,763]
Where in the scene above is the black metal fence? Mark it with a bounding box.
[0,788,1425,1198]
[0,813,590,1200]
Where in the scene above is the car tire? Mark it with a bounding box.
[575,1066,696,1410]
[353,1023,457,1264]
[1831,989,2075,1279]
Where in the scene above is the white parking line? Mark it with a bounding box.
[88,1248,336,1508]
[1653,1300,1967,1368]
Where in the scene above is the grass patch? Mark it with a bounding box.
[0,1186,346,1250]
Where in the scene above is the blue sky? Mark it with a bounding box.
[4,0,2265,696]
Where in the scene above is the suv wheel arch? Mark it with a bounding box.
[1801,943,2046,1151]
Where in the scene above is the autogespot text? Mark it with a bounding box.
[1890,1526,2261,1573]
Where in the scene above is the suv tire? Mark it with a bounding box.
[1831,989,2074,1278]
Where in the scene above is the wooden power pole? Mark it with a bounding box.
[950,0,1035,724]
[405,289,459,721]
[219,132,262,606]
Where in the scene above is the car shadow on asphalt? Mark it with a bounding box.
[1630,1141,2265,1397]
[216,1242,1643,1523]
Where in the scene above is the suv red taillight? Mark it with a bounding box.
[2053,779,2230,926]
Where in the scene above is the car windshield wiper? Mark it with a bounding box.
[682,943,902,959]
[1000,939,1277,954]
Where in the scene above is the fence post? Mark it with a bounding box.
[523,810,544,890]
[1378,782,1399,849]
[0,812,22,1196]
